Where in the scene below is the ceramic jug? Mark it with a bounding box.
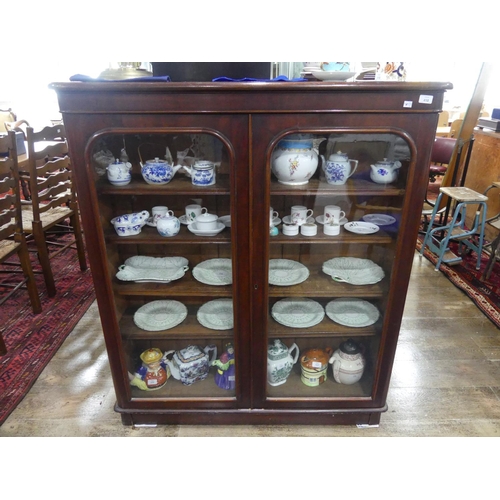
[320,151,359,185]
[140,157,182,185]
[156,214,180,237]
[182,160,216,186]
[106,159,132,186]
[212,343,236,390]
[128,348,170,391]
[163,345,217,385]
[267,339,299,386]
[370,158,402,184]
[271,134,319,185]
[329,339,365,385]
[300,347,334,387]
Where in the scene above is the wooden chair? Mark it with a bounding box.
[437,110,449,127]
[0,131,42,354]
[448,119,463,138]
[429,137,457,183]
[19,124,87,297]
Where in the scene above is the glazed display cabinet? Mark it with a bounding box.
[51,81,451,426]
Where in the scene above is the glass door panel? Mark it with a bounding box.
[266,131,411,399]
[90,131,236,399]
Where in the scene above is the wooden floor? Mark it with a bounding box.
[1,250,500,437]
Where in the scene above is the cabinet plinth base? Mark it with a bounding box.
[115,403,387,427]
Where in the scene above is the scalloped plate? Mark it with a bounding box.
[271,298,325,328]
[192,258,233,285]
[362,214,396,226]
[133,300,188,331]
[124,256,189,269]
[322,257,385,285]
[197,299,234,330]
[326,298,380,327]
[269,259,309,286]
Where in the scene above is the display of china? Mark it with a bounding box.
[106,158,132,186]
[195,212,219,231]
[329,339,366,385]
[156,214,181,237]
[164,344,218,386]
[370,158,402,184]
[300,223,317,236]
[300,347,334,387]
[182,160,216,186]
[212,343,236,390]
[267,339,299,387]
[140,157,182,185]
[320,151,358,185]
[271,134,319,185]
[110,210,149,236]
[128,348,170,391]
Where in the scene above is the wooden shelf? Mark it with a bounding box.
[271,228,393,244]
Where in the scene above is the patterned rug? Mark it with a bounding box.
[0,234,95,425]
[416,236,500,328]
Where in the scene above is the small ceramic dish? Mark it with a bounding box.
[361,214,396,226]
[218,215,231,227]
[282,215,315,225]
[343,221,380,234]
[316,215,348,225]
[187,221,225,236]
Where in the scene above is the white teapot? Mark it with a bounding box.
[370,158,402,184]
[163,345,217,385]
[329,339,365,385]
[106,159,132,186]
[320,151,358,185]
[267,339,299,386]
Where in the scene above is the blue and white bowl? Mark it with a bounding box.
[111,210,149,236]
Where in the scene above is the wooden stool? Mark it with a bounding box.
[420,186,488,270]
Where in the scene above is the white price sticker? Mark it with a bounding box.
[403,101,413,108]
[419,95,433,104]
[312,361,322,368]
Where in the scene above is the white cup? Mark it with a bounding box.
[152,206,173,223]
[195,212,218,231]
[324,222,340,235]
[270,207,279,227]
[324,205,345,224]
[291,205,314,226]
[282,223,299,236]
[185,204,208,223]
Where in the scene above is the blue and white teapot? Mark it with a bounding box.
[370,158,402,184]
[140,157,182,185]
[182,160,216,186]
[321,151,358,185]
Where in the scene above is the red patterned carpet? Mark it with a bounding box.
[0,235,95,425]
[416,237,500,328]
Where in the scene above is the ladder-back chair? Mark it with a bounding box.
[20,124,87,297]
[0,131,42,354]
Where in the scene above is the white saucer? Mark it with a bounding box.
[362,214,396,226]
[271,217,282,227]
[315,215,348,226]
[218,215,231,227]
[282,215,314,225]
[343,221,380,234]
[145,217,157,227]
[311,71,356,81]
[179,215,192,225]
[187,221,225,236]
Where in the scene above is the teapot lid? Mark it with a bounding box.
[146,157,168,164]
[330,150,349,160]
[339,338,362,355]
[140,348,163,364]
[268,339,289,361]
[376,158,392,165]
[176,345,205,364]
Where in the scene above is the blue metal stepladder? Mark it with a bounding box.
[420,186,488,270]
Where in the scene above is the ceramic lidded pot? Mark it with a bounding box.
[321,151,359,185]
[182,160,216,186]
[106,159,132,186]
[369,158,402,184]
[329,339,365,385]
[267,339,299,386]
[128,348,170,391]
[300,347,334,387]
[140,157,182,185]
[164,345,217,385]
[271,134,319,185]
[157,214,180,237]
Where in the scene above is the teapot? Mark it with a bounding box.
[140,157,182,185]
[370,158,402,184]
[106,158,132,186]
[320,151,358,185]
[128,348,170,391]
[267,339,299,386]
[329,339,365,385]
[182,160,216,186]
[164,345,217,385]
[300,347,334,387]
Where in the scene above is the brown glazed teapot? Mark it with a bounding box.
[300,347,334,387]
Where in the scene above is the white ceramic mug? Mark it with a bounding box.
[324,205,345,224]
[270,207,279,227]
[291,205,313,226]
[185,204,208,223]
[152,206,171,223]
